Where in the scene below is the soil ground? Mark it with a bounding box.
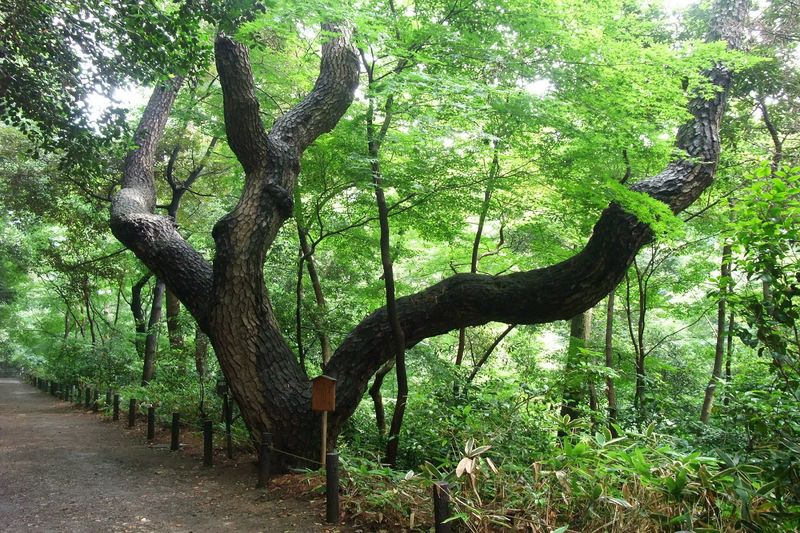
[0,378,346,532]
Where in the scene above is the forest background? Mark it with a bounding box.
[0,0,798,530]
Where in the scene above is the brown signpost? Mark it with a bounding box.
[311,375,336,467]
[311,375,336,412]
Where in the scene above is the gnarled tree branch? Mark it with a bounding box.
[326,0,748,429]
[110,77,213,326]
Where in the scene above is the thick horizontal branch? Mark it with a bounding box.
[327,0,747,426]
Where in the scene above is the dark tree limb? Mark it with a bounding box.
[110,77,213,326]
[327,0,748,431]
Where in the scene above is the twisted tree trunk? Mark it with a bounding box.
[110,3,746,466]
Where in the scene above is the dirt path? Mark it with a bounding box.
[0,379,338,532]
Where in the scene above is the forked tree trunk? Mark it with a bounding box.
[110,6,746,466]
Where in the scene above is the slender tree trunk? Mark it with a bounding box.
[560,310,593,424]
[724,311,734,406]
[456,150,500,365]
[626,261,649,422]
[294,248,307,372]
[82,277,96,346]
[759,95,783,174]
[455,329,466,366]
[466,324,515,383]
[142,279,165,386]
[701,243,731,423]
[298,224,332,366]
[63,309,72,340]
[114,285,122,325]
[366,96,407,465]
[165,289,183,348]
[604,292,618,435]
[369,360,395,438]
[195,326,209,418]
[131,274,151,357]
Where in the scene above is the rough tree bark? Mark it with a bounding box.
[110,4,746,465]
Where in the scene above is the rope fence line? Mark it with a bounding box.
[269,446,322,466]
[17,373,454,529]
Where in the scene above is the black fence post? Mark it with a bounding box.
[170,413,180,451]
[203,420,213,467]
[257,432,272,488]
[92,390,99,413]
[84,387,91,408]
[113,394,120,420]
[105,390,112,411]
[127,399,136,428]
[433,481,452,533]
[147,406,155,441]
[326,450,339,524]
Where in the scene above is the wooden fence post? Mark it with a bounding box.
[433,481,452,533]
[326,450,339,524]
[257,432,272,488]
[113,394,120,420]
[127,399,136,428]
[203,420,213,467]
[147,406,155,441]
[170,413,180,451]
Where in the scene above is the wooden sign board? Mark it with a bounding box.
[311,375,336,412]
